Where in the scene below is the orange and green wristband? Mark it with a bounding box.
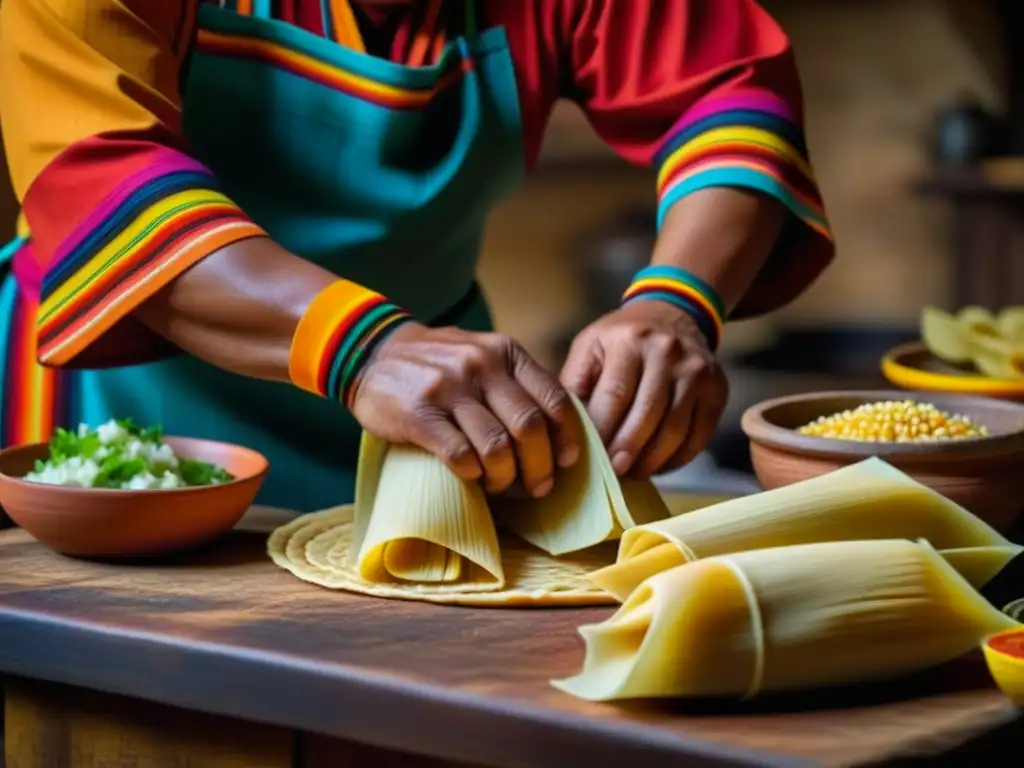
[621,265,726,351]
[289,280,412,406]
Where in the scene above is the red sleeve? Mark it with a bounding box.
[543,0,835,317]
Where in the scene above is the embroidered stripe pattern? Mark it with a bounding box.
[655,91,831,240]
[622,265,726,351]
[195,28,472,110]
[321,0,366,51]
[1,240,71,447]
[290,280,412,406]
[35,153,265,367]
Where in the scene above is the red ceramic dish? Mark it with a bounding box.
[0,436,268,558]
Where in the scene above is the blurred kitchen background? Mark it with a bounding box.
[0,0,1021,488]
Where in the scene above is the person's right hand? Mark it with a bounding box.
[348,323,582,498]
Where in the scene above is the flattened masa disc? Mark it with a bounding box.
[268,506,618,607]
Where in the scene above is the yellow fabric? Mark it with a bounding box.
[0,0,192,200]
[327,0,366,52]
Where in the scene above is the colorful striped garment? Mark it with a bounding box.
[655,91,829,239]
[289,280,412,405]
[0,238,70,447]
[195,26,472,110]
[0,0,836,446]
[622,266,727,351]
[32,145,264,367]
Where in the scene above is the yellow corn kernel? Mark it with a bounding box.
[796,400,989,443]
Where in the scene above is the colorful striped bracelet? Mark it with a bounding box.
[289,280,413,407]
[621,265,726,351]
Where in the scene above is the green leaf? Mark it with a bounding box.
[77,433,101,458]
[48,427,81,463]
[139,424,164,444]
[92,455,148,489]
[115,417,138,434]
[178,458,233,487]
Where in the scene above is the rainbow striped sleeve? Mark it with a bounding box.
[21,138,266,368]
[654,90,834,318]
[289,280,412,407]
[655,90,829,237]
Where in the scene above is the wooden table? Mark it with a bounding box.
[0,509,1020,768]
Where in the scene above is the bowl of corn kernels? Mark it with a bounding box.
[740,390,1024,531]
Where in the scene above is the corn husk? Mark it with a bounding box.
[494,394,670,556]
[969,333,1024,379]
[957,306,1000,335]
[553,539,1019,701]
[920,306,1024,379]
[921,306,974,363]
[591,457,1020,602]
[997,307,1024,344]
[351,437,504,591]
[345,393,670,594]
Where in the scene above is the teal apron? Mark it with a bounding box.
[0,1,525,510]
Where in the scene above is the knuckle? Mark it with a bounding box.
[410,403,446,428]
[480,428,514,459]
[679,355,711,380]
[441,443,473,466]
[542,387,572,421]
[509,406,546,440]
[635,393,661,418]
[601,379,634,403]
[484,332,516,356]
[648,332,678,357]
[621,323,646,342]
[418,370,449,404]
[569,329,598,352]
[453,345,488,377]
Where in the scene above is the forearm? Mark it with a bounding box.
[650,187,787,314]
[134,238,338,382]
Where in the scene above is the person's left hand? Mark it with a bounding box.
[560,300,728,479]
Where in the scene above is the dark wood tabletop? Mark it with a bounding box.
[0,508,1019,768]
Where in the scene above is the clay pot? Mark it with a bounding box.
[741,390,1024,533]
[0,437,268,557]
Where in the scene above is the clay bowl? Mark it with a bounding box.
[0,437,268,558]
[740,390,1024,533]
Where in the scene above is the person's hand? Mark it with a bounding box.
[350,324,582,497]
[560,301,728,479]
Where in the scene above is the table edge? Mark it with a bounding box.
[0,607,806,768]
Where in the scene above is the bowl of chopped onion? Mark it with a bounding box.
[741,390,1024,532]
[0,419,268,557]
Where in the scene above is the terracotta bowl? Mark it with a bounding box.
[740,390,1024,533]
[0,437,268,558]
